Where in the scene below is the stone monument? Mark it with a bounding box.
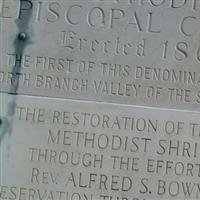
[0,0,200,199]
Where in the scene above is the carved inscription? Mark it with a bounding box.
[0,1,200,199]
[0,0,200,109]
[0,94,200,199]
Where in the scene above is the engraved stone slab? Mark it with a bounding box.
[0,93,200,199]
[1,0,200,110]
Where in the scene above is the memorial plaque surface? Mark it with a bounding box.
[0,0,200,110]
[0,0,200,200]
[1,94,200,199]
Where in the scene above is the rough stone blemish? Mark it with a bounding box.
[18,32,28,41]
[0,117,11,141]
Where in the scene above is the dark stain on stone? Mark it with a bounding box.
[0,0,33,143]
[10,0,33,95]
